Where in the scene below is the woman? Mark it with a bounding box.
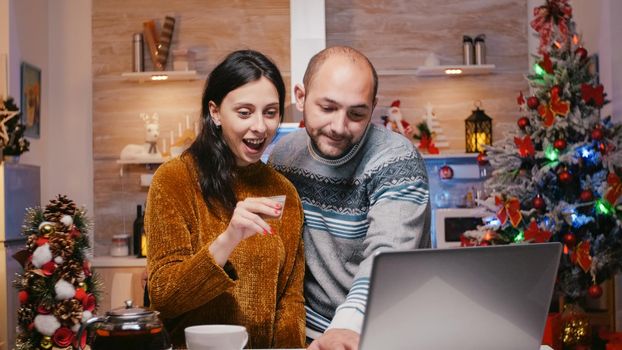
[145,50,305,348]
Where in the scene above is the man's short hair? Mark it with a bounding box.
[302,46,379,100]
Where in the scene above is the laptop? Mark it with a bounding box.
[359,243,562,350]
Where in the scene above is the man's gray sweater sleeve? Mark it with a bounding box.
[328,157,431,333]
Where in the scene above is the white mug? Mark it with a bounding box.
[185,325,248,350]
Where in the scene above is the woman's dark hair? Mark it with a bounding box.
[186,50,286,212]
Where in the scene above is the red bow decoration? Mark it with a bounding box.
[537,87,570,127]
[530,0,572,54]
[571,241,592,273]
[538,53,554,74]
[605,172,622,205]
[495,196,522,228]
[514,136,535,157]
[418,134,439,154]
[581,83,605,108]
[524,220,552,243]
[517,91,525,106]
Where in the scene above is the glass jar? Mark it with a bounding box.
[110,234,130,256]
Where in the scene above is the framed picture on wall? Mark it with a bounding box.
[21,62,41,138]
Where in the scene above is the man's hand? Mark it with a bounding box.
[307,329,360,350]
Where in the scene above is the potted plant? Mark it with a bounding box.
[1,97,30,163]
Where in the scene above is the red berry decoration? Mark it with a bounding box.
[553,139,567,151]
[563,232,577,247]
[591,127,604,141]
[575,47,588,60]
[532,195,545,210]
[579,190,593,202]
[550,85,562,96]
[517,117,530,130]
[588,284,603,299]
[527,96,539,109]
[559,170,572,184]
[18,290,29,304]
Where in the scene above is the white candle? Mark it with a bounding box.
[170,130,174,145]
[186,114,190,130]
[161,138,167,153]
[194,121,199,135]
[178,123,182,137]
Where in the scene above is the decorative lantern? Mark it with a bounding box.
[465,101,493,153]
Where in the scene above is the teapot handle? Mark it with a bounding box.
[76,316,106,350]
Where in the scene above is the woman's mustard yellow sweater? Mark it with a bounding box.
[145,155,305,348]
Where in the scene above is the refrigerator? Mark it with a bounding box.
[0,163,40,350]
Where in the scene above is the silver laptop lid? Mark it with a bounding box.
[360,243,562,350]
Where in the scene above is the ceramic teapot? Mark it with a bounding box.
[77,300,171,350]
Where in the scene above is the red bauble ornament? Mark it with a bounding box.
[575,47,588,60]
[588,284,603,299]
[527,96,540,109]
[18,290,29,304]
[477,152,488,166]
[591,127,604,141]
[439,165,454,180]
[563,232,577,247]
[517,117,530,130]
[598,142,609,155]
[553,139,567,151]
[579,190,593,202]
[559,170,572,184]
[532,195,545,210]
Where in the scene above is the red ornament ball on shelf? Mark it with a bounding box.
[479,241,490,246]
[517,117,530,129]
[591,127,604,141]
[559,170,572,184]
[439,165,454,180]
[579,190,594,202]
[588,284,603,299]
[532,195,545,210]
[563,232,577,247]
[575,47,588,60]
[527,96,540,109]
[553,139,567,151]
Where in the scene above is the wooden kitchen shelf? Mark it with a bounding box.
[415,64,496,77]
[121,70,204,83]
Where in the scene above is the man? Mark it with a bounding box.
[269,46,431,350]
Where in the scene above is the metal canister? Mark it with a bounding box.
[463,35,474,65]
[474,34,486,65]
[132,33,144,72]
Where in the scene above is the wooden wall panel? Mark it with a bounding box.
[93,0,528,255]
[326,0,529,151]
[92,0,290,255]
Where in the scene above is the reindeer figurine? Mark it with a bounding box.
[119,113,164,162]
[141,113,160,154]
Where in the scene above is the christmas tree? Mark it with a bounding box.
[13,195,101,350]
[463,0,622,301]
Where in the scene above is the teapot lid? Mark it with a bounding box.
[107,300,155,319]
